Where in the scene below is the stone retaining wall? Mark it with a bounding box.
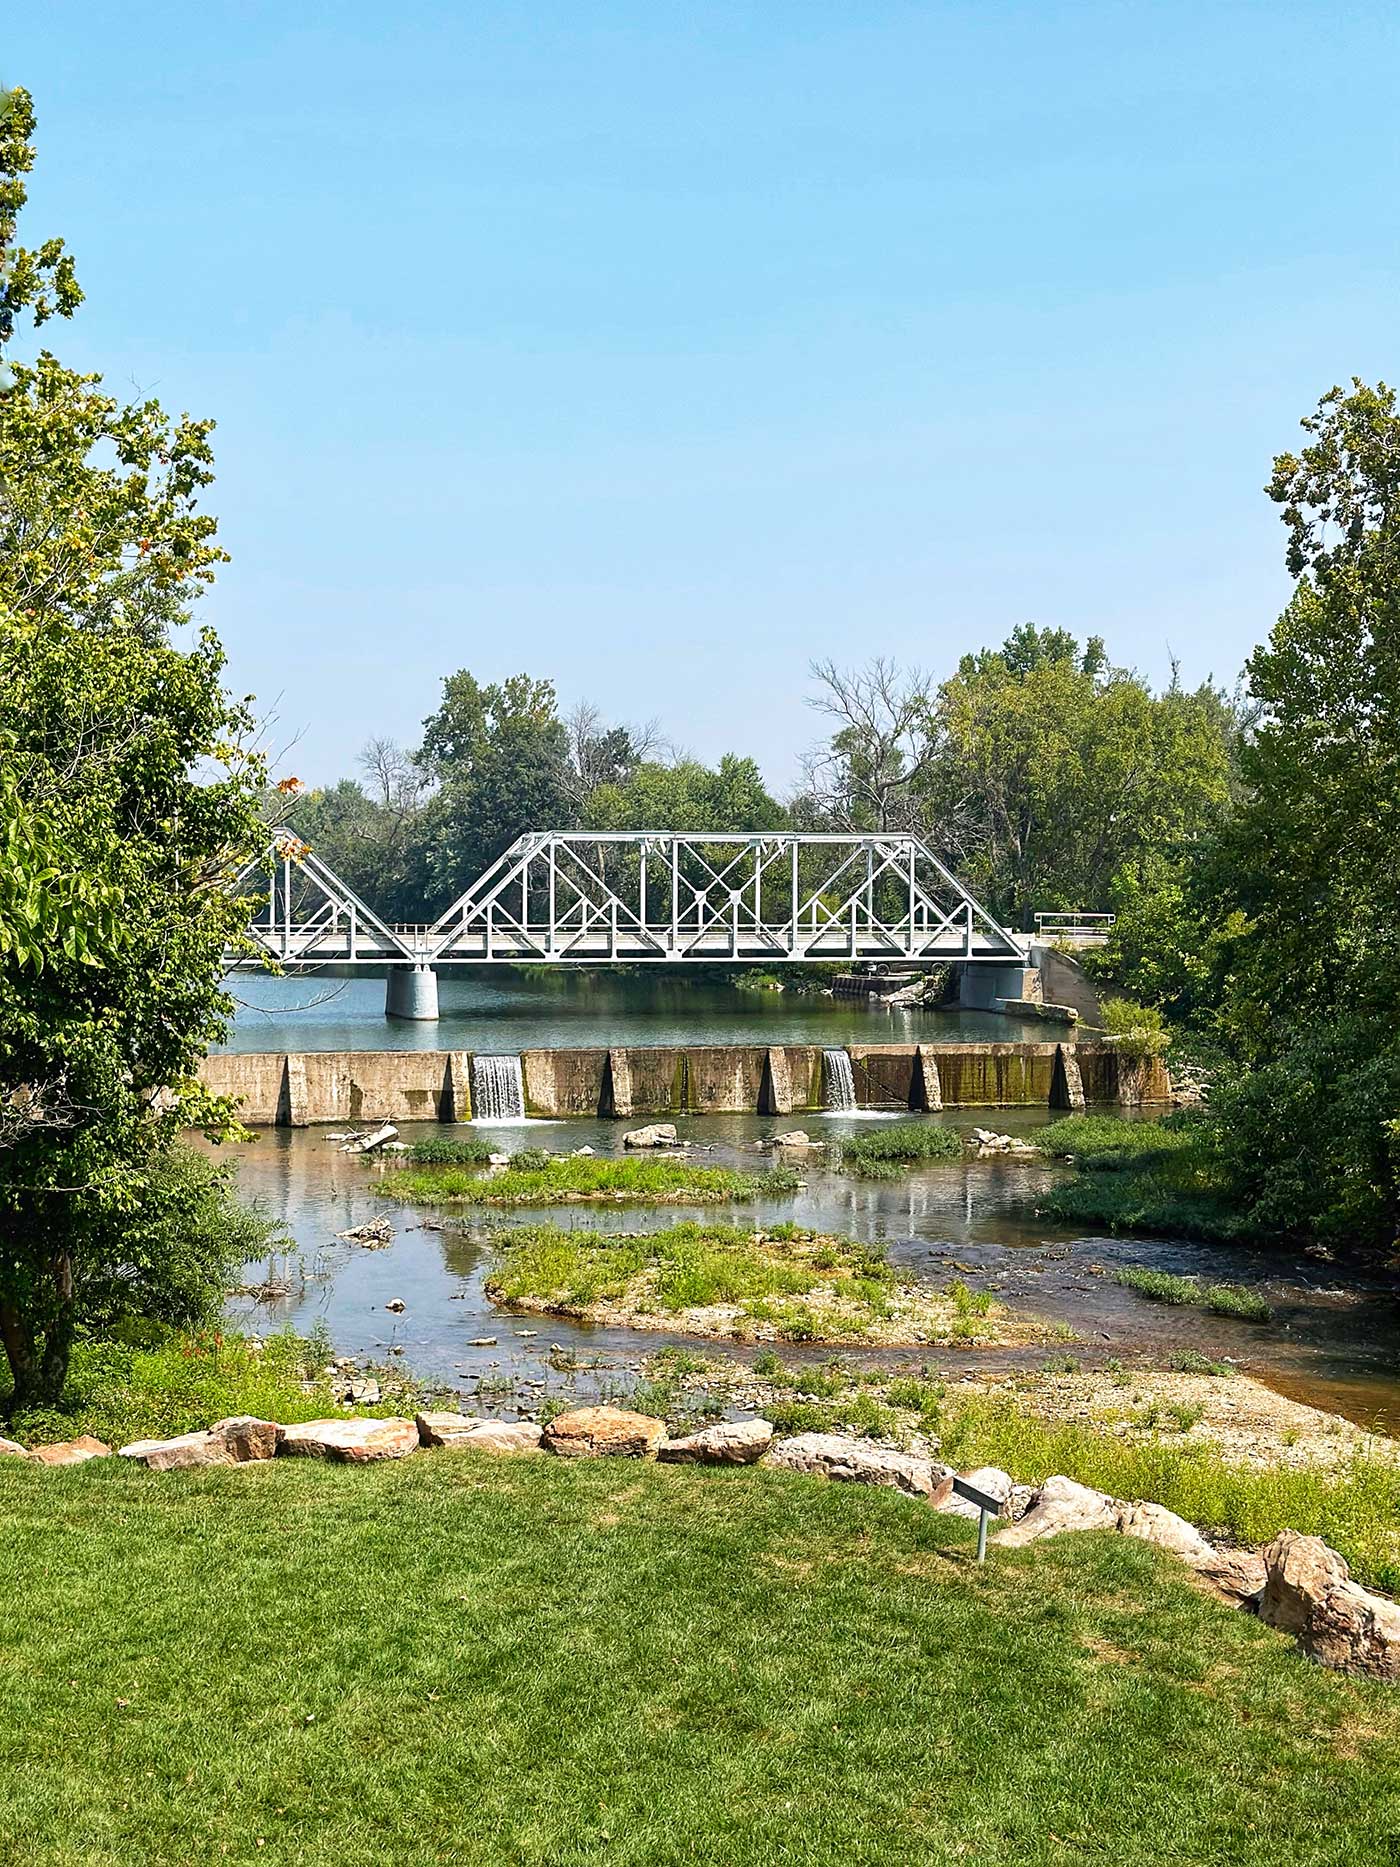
[199,1041,1169,1126]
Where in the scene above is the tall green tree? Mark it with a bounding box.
[0,89,262,1407]
[411,671,571,912]
[1202,382,1400,1244]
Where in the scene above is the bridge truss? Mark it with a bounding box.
[230,830,1027,969]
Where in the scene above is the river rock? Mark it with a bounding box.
[277,1417,419,1462]
[1116,1500,1215,1562]
[119,1415,279,1472]
[1190,1545,1267,1607]
[931,1466,1014,1519]
[658,1419,773,1465]
[29,1435,111,1467]
[543,1405,666,1458]
[622,1124,679,1149]
[767,1432,947,1499]
[771,1131,813,1150]
[0,1436,26,1458]
[1258,1530,1400,1678]
[994,1475,1118,1547]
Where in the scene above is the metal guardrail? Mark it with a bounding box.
[1033,911,1115,947]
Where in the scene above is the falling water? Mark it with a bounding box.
[822,1048,856,1111]
[472,1054,526,1121]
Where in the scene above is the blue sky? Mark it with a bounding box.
[10,2,1398,788]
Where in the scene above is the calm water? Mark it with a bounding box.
[219,970,1050,1053]
[214,1108,1400,1431]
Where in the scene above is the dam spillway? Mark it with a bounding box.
[199,1041,1169,1126]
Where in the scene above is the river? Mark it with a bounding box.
[214,1099,1400,1435]
[217,969,1051,1053]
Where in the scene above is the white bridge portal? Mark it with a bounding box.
[231,829,1029,973]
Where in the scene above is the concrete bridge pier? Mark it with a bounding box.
[385,964,440,1021]
[955,962,1040,1011]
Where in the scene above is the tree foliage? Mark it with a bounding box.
[0,89,264,1408]
[1200,382,1400,1243]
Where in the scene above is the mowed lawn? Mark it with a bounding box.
[2,1456,1398,1866]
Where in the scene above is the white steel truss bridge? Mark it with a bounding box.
[230,830,1028,976]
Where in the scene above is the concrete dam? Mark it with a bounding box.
[200,1041,1169,1127]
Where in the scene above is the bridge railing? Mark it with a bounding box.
[1033,911,1116,947]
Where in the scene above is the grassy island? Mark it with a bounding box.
[485,1220,1045,1346]
[379,1150,800,1208]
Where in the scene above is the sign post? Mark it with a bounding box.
[946,1474,1005,1561]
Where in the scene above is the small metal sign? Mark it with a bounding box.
[950,1475,1005,1563]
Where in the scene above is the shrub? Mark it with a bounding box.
[839,1122,963,1178]
[405,1135,494,1165]
[1099,997,1171,1060]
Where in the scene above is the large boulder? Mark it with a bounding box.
[994,1475,1118,1547]
[1190,1545,1267,1607]
[1258,1530,1400,1678]
[277,1418,419,1463]
[416,1412,542,1454]
[767,1432,947,1499]
[459,1420,544,1455]
[0,1437,26,1458]
[119,1416,278,1472]
[1116,1500,1214,1563]
[622,1124,679,1149]
[29,1436,111,1467]
[658,1419,773,1465]
[543,1405,665,1458]
[931,1466,1014,1519]
[416,1411,489,1447]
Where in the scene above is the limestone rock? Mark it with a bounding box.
[119,1415,278,1472]
[1258,1530,1400,1678]
[1007,1483,1036,1523]
[277,1417,419,1462]
[658,1419,773,1465]
[994,1474,1118,1547]
[1190,1545,1267,1607]
[1116,1500,1214,1562]
[543,1405,666,1458]
[459,1420,543,1455]
[133,1416,271,1469]
[622,1123,679,1149]
[416,1411,484,1446]
[0,1436,26,1458]
[931,1466,1014,1520]
[771,1131,813,1150]
[29,1435,111,1467]
[767,1431,946,1499]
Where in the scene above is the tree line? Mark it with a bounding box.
[288,630,1239,933]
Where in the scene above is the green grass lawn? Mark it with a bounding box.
[2,1454,1398,1866]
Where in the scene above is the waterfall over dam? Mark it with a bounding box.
[822,1048,857,1110]
[199,1042,1167,1126]
[471,1054,525,1121]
